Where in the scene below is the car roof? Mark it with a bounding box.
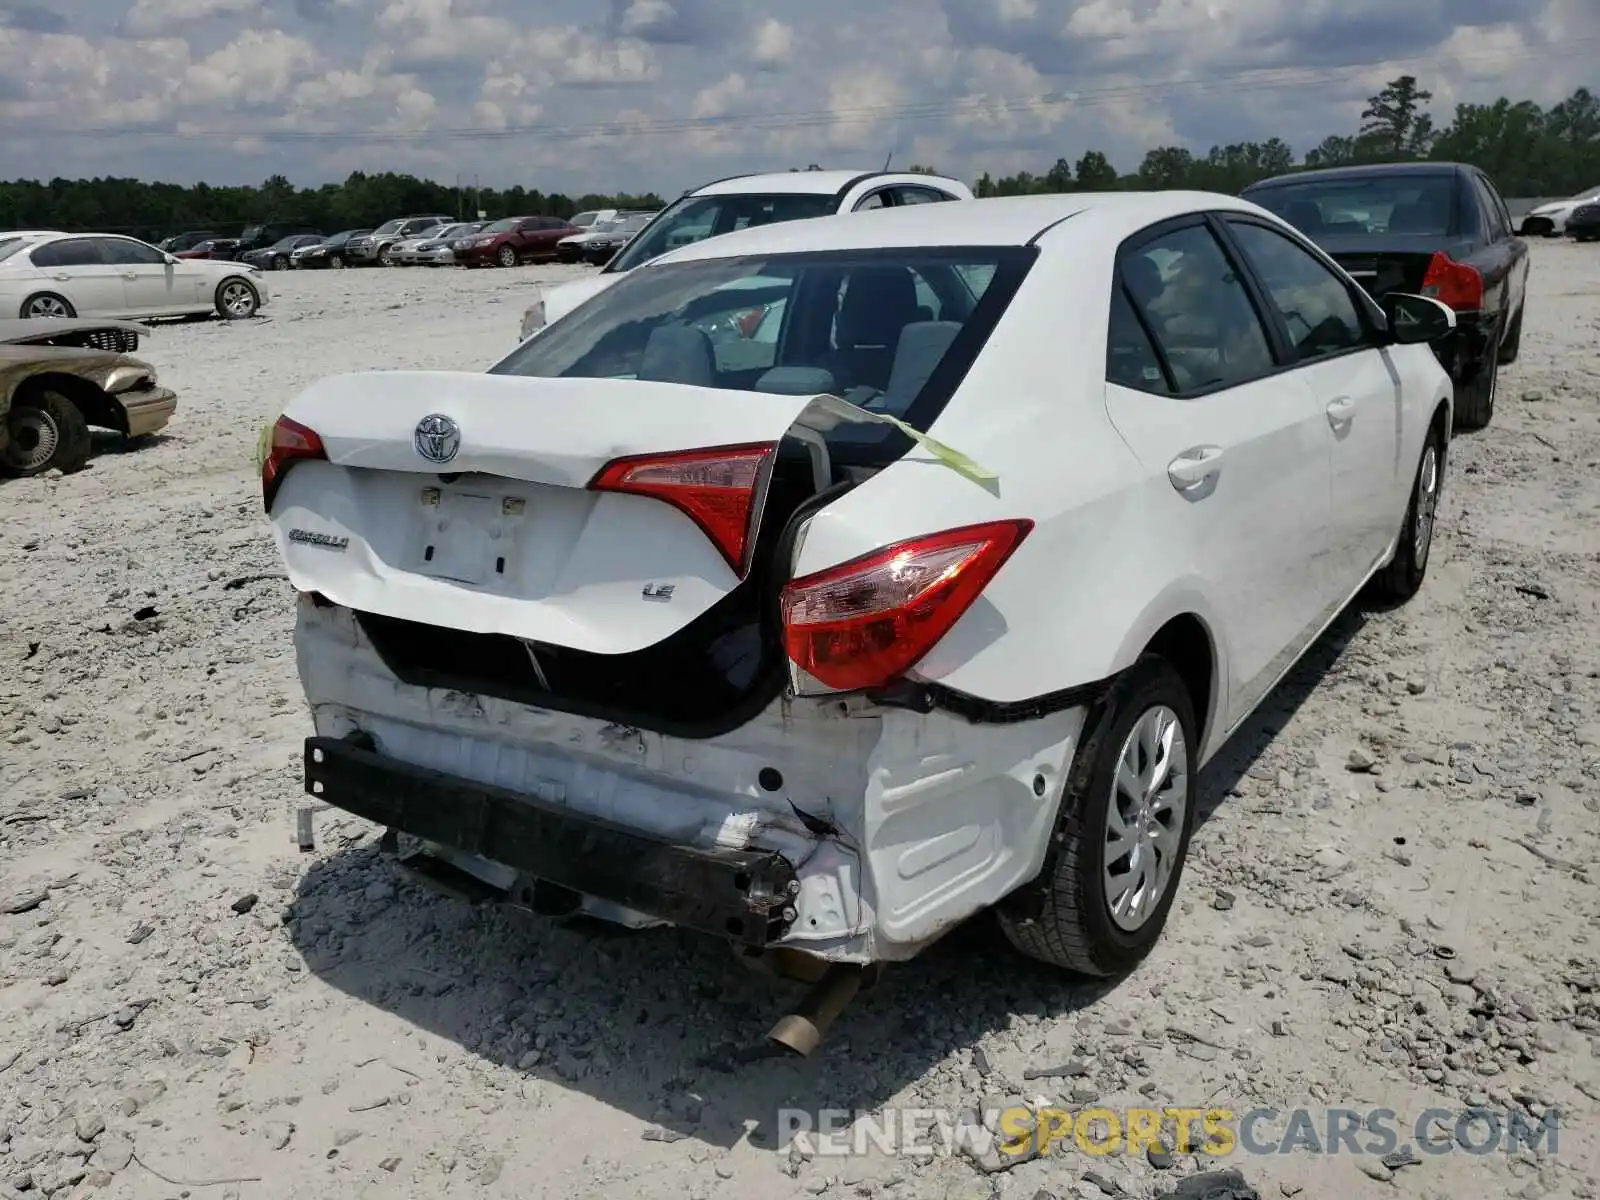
[1245,162,1470,190]
[650,190,1272,264]
[689,169,965,198]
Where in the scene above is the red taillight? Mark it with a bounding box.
[1420,252,1482,312]
[262,415,326,512]
[589,443,775,577]
[780,520,1033,693]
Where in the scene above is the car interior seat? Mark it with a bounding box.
[826,266,921,392]
[636,324,717,387]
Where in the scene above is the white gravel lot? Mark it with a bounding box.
[2,247,1598,1200]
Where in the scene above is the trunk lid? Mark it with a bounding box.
[1315,233,1474,303]
[267,370,827,655]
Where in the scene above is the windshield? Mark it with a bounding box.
[490,247,1031,440]
[483,218,520,234]
[372,220,404,236]
[619,213,654,232]
[571,211,599,227]
[0,238,24,263]
[1250,174,1459,237]
[606,192,838,273]
[240,225,263,241]
[1574,185,1600,201]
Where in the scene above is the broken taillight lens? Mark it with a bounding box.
[780,519,1033,693]
[261,415,327,512]
[589,443,775,576]
[1420,252,1483,312]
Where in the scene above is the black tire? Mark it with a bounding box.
[18,292,76,319]
[1453,352,1497,431]
[996,657,1199,977]
[1370,418,1445,603]
[214,277,260,320]
[328,254,344,269]
[2,389,91,478]
[1519,217,1553,238]
[1498,306,1523,365]
[497,245,518,268]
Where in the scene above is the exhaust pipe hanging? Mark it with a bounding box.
[766,963,865,1056]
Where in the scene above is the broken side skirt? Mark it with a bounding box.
[302,735,800,948]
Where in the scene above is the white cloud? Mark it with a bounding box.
[0,0,1588,195]
[178,29,319,105]
[749,17,793,68]
[123,0,259,35]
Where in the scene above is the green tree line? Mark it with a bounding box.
[0,170,665,241]
[1,78,1595,239]
[969,78,1599,199]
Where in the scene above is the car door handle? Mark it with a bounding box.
[1167,445,1225,491]
[53,273,70,281]
[122,272,138,280]
[1326,396,1356,426]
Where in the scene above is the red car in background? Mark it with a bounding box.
[453,216,578,267]
[174,238,241,261]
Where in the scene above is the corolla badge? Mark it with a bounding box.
[414,413,461,464]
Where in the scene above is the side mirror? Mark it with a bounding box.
[1382,293,1456,344]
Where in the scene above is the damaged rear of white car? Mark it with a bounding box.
[265,193,1452,1048]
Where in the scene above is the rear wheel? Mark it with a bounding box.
[1520,217,1554,237]
[20,292,75,319]
[2,389,91,478]
[1453,352,1497,431]
[215,278,259,320]
[498,245,518,268]
[997,657,1197,977]
[1371,420,1444,603]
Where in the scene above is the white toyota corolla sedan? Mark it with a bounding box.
[0,232,268,321]
[263,191,1454,1038]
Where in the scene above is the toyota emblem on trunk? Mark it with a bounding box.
[414,414,461,464]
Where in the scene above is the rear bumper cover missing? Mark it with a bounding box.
[303,734,800,948]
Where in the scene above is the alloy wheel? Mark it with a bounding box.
[221,281,256,317]
[25,295,68,318]
[1103,704,1189,931]
[1413,443,1440,566]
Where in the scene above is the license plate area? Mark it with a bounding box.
[413,489,523,585]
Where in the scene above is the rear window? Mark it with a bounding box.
[0,238,24,263]
[1250,174,1459,237]
[490,246,1034,445]
[607,193,838,273]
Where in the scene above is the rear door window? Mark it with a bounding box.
[1119,224,1278,393]
[30,239,104,268]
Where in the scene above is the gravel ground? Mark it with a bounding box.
[2,246,1598,1200]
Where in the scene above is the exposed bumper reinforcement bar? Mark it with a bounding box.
[303,735,801,948]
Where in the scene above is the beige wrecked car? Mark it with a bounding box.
[0,318,177,477]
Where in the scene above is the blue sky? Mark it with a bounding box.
[0,0,1594,193]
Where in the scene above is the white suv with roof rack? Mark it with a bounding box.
[518,169,973,340]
